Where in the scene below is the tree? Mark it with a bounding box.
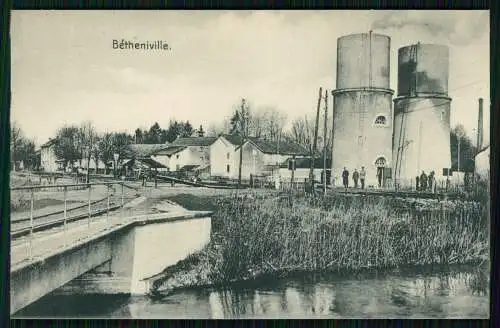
[10,121,23,170]
[90,134,102,174]
[79,121,98,182]
[144,122,163,144]
[165,120,181,142]
[18,139,37,170]
[112,132,134,163]
[451,124,476,172]
[198,125,205,137]
[10,122,37,171]
[98,133,114,175]
[54,125,80,170]
[134,128,143,144]
[180,121,194,137]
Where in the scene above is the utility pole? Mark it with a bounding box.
[237,98,246,189]
[323,89,329,194]
[309,87,323,194]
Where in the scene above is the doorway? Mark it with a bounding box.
[375,157,387,188]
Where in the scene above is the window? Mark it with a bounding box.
[441,111,444,121]
[227,152,230,160]
[374,115,387,126]
[375,157,386,167]
[176,154,180,159]
[357,136,364,145]
[226,165,230,173]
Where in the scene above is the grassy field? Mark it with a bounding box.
[151,190,489,295]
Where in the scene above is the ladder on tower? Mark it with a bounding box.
[394,43,418,185]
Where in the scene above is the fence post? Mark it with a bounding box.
[28,188,34,260]
[87,183,92,229]
[64,186,68,246]
[121,182,125,219]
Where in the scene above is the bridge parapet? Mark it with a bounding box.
[10,208,212,315]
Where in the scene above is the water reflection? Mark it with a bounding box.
[14,265,489,319]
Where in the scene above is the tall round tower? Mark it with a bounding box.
[331,32,394,187]
[392,43,452,188]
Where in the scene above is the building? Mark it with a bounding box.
[120,144,173,173]
[392,43,452,188]
[278,157,332,184]
[168,137,217,172]
[233,137,309,180]
[209,134,243,178]
[40,139,61,172]
[331,32,394,188]
[475,145,490,181]
[78,158,108,174]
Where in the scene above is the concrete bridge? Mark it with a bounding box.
[10,206,212,315]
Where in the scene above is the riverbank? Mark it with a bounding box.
[150,192,488,296]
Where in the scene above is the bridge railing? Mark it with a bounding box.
[10,181,134,262]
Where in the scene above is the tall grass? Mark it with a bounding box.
[151,192,488,293]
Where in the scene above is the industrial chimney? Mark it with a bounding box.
[477,98,484,150]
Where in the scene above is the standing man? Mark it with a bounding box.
[420,171,428,191]
[342,167,349,190]
[376,167,383,188]
[359,166,366,189]
[352,168,359,188]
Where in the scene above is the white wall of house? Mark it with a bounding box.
[169,146,210,172]
[41,145,58,172]
[475,146,490,180]
[236,142,292,179]
[210,137,237,178]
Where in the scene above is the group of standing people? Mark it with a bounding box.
[416,170,436,192]
[341,166,368,189]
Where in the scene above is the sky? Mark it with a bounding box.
[10,10,490,147]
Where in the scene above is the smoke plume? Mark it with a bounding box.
[370,11,488,46]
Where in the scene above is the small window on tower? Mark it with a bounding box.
[358,136,364,145]
[374,115,387,126]
[441,111,444,121]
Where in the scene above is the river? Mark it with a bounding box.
[14,263,489,319]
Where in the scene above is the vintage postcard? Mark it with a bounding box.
[9,10,489,319]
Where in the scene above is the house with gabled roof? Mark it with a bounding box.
[40,138,62,172]
[209,134,243,178]
[214,136,309,180]
[166,136,217,173]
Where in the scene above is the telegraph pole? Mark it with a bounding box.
[237,98,246,189]
[310,87,323,194]
[323,89,328,194]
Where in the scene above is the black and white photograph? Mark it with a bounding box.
[9,10,490,319]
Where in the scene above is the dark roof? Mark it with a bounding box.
[122,144,172,158]
[236,137,309,156]
[171,137,217,147]
[220,134,243,146]
[41,139,57,148]
[137,158,167,169]
[153,146,187,156]
[179,165,199,172]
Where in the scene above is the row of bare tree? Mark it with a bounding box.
[12,97,477,174]
[206,103,334,154]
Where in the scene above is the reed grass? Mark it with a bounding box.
[151,192,488,294]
